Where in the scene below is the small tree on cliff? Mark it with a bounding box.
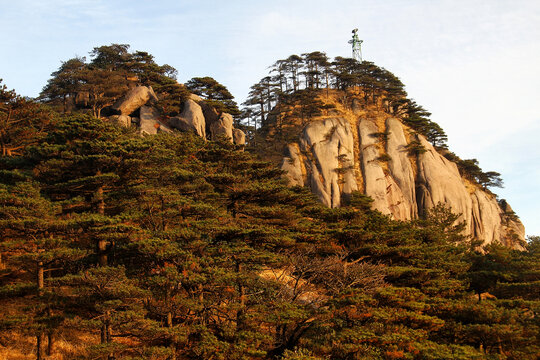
[185,76,240,116]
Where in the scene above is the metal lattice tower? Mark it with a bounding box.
[348,28,363,61]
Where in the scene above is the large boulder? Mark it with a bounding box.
[118,114,131,128]
[210,113,234,142]
[169,99,206,138]
[471,189,502,244]
[112,86,158,115]
[233,128,246,145]
[280,144,304,187]
[139,106,161,135]
[188,94,220,138]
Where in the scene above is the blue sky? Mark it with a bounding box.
[1,0,539,235]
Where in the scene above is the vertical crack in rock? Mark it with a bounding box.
[415,135,474,235]
[385,118,417,219]
[285,117,358,208]
[358,118,408,219]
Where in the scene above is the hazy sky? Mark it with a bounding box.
[1,0,539,235]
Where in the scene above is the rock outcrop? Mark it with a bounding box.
[280,113,525,247]
[290,117,358,208]
[385,118,417,219]
[233,128,246,145]
[140,106,160,135]
[117,114,132,128]
[107,87,245,143]
[169,99,206,138]
[415,135,474,234]
[209,113,234,142]
[358,118,409,219]
[112,86,158,115]
[281,144,305,187]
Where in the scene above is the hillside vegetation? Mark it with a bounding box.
[0,46,538,359]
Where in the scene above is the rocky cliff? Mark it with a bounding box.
[278,94,525,248]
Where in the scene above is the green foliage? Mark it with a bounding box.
[1,62,538,360]
[40,44,189,117]
[185,76,240,116]
[444,152,504,189]
[0,79,54,156]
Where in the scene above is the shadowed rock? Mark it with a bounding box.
[280,144,304,187]
[233,128,246,145]
[139,106,160,135]
[210,113,233,142]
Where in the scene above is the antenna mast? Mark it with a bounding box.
[348,28,363,61]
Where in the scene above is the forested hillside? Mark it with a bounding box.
[0,45,539,359]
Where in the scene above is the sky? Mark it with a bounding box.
[1,0,539,236]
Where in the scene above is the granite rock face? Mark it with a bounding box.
[358,118,409,219]
[210,113,234,142]
[385,118,417,219]
[169,99,206,138]
[139,106,160,135]
[415,135,474,235]
[280,115,525,247]
[281,144,304,187]
[112,86,158,115]
[233,128,246,145]
[283,117,357,208]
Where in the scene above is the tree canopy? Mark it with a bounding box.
[0,109,538,359]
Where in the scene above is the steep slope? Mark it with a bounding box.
[276,91,525,248]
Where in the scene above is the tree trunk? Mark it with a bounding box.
[46,332,54,356]
[46,307,54,356]
[98,239,108,267]
[37,261,44,293]
[326,74,330,99]
[167,312,173,328]
[36,334,43,360]
[96,181,108,266]
[101,310,111,345]
[96,184,105,215]
[236,262,246,332]
[101,324,107,344]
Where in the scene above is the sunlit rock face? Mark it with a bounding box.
[415,135,474,235]
[281,117,357,208]
[112,86,158,116]
[169,99,206,138]
[209,113,234,142]
[280,114,525,248]
[233,128,246,145]
[385,117,417,220]
[358,118,409,219]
